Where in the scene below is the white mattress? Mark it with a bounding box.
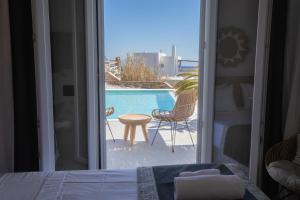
[0,169,138,200]
[213,111,251,148]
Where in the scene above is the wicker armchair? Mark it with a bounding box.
[106,107,115,142]
[265,135,300,196]
[151,89,197,152]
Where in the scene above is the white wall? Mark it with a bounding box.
[133,51,178,76]
[133,52,161,76]
[160,55,177,76]
[133,52,160,71]
[0,0,14,172]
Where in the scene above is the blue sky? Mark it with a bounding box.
[104,0,200,60]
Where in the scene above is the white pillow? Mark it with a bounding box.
[241,83,254,110]
[215,84,237,112]
[174,175,245,200]
[179,169,220,177]
[293,134,300,165]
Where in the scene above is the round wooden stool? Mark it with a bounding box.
[118,114,152,146]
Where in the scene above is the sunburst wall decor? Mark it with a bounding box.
[217,26,249,68]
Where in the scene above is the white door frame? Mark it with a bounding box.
[31,0,100,170]
[98,0,214,167]
[97,0,107,169]
[196,0,206,163]
[85,0,100,170]
[31,0,55,171]
[249,0,273,184]
[200,0,218,163]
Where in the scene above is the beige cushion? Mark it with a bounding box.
[294,134,300,165]
[267,160,300,192]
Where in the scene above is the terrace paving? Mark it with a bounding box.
[106,119,198,169]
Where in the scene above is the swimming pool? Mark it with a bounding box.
[105,89,175,119]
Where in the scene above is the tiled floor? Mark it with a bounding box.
[106,119,198,169]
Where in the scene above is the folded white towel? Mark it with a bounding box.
[174,175,245,200]
[179,169,220,177]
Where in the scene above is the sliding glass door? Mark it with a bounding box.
[211,0,259,177]
[34,0,269,181]
[48,0,88,170]
[32,0,100,171]
[34,0,205,170]
[209,0,272,184]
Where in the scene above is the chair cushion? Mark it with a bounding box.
[267,160,300,192]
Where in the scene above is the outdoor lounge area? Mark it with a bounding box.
[104,85,199,169]
[106,119,198,169]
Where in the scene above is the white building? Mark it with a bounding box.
[132,45,181,76]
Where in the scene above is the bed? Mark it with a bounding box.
[213,111,252,166]
[0,164,269,200]
[0,169,138,200]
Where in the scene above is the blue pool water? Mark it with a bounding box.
[105,90,175,119]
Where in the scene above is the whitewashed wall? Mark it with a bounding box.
[160,56,177,76]
[133,52,178,76]
[133,52,160,71]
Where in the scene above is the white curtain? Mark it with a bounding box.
[283,0,300,138]
[0,0,14,172]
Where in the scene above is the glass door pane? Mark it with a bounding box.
[212,0,259,176]
[48,0,88,170]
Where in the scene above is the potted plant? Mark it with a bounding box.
[174,70,198,95]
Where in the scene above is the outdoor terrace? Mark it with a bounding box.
[106,119,198,169]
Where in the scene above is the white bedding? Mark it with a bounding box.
[0,170,138,200]
[0,166,269,200]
